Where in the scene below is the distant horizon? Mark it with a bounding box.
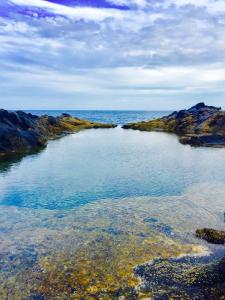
[25,109,172,111]
[3,100,225,112]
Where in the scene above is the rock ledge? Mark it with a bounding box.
[123,102,225,147]
[0,109,117,155]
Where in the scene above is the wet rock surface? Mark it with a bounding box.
[196,228,225,244]
[0,109,116,155]
[123,102,225,147]
[135,255,225,299]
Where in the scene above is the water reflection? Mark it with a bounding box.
[0,148,44,174]
[1,127,225,210]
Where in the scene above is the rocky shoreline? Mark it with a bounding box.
[0,109,116,155]
[123,102,225,147]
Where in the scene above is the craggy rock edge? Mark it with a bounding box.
[0,109,117,155]
[123,102,225,147]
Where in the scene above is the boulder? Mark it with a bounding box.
[196,228,225,244]
[0,109,117,155]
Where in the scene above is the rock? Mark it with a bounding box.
[180,134,225,147]
[122,102,225,147]
[60,113,72,118]
[135,255,225,299]
[0,109,117,155]
[196,228,225,244]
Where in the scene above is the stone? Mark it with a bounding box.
[122,102,225,147]
[0,109,117,155]
[196,228,225,244]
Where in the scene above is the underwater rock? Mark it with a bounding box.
[196,228,225,244]
[123,102,225,147]
[0,109,117,155]
[135,255,225,299]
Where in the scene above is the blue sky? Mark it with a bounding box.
[1,0,225,110]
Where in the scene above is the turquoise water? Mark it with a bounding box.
[1,111,225,210]
[0,111,225,298]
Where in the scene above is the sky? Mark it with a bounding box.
[1,0,225,110]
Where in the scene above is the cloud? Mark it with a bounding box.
[107,0,148,8]
[155,0,225,15]
[1,63,225,101]
[1,0,225,109]
[9,0,126,21]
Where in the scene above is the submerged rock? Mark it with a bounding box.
[196,228,225,244]
[135,255,225,299]
[122,102,225,147]
[135,226,225,298]
[0,109,117,155]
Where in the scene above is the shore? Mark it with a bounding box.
[123,103,225,147]
[0,109,117,156]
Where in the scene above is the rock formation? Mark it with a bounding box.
[123,102,225,147]
[0,109,116,155]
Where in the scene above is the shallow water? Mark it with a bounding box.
[1,127,225,210]
[0,111,225,298]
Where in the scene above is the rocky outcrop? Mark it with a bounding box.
[196,228,225,244]
[0,109,117,155]
[123,102,225,147]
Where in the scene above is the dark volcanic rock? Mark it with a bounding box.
[135,255,225,299]
[0,109,117,155]
[196,228,225,244]
[0,110,46,155]
[123,102,225,147]
[180,134,225,147]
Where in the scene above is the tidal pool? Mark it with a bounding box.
[0,126,225,299]
[1,127,225,209]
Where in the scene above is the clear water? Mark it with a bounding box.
[0,111,225,298]
[0,111,225,210]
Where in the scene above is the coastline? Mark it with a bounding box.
[0,107,224,298]
[0,109,117,156]
[123,103,225,147]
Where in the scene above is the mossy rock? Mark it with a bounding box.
[196,228,225,244]
[0,110,117,155]
[123,102,225,147]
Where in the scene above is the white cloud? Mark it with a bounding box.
[1,0,225,108]
[156,0,225,15]
[9,0,124,21]
[107,0,148,8]
[2,64,225,94]
[3,21,32,33]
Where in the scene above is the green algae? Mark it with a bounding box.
[30,233,201,299]
[0,230,200,299]
[0,185,223,299]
